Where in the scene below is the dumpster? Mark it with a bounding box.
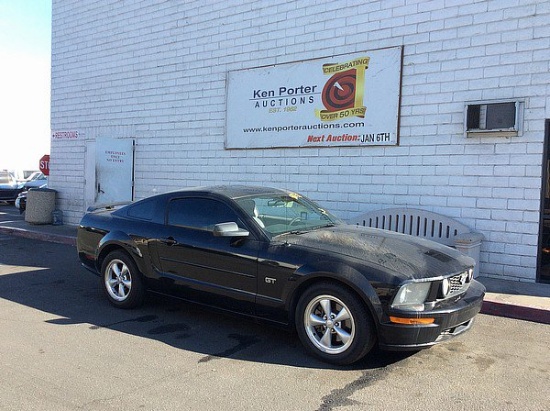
[25,188,56,225]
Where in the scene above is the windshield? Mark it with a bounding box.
[26,172,46,181]
[235,192,342,236]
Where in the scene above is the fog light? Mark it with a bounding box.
[467,268,474,282]
[440,278,450,298]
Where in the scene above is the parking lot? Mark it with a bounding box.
[0,235,549,410]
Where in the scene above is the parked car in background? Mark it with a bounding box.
[22,171,48,189]
[15,183,48,213]
[77,185,485,365]
[0,170,25,204]
[14,191,26,212]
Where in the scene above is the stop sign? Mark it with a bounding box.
[39,154,50,176]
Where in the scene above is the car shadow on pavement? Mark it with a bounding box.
[0,239,414,370]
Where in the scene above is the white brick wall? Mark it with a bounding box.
[51,0,550,282]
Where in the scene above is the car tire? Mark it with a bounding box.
[101,250,145,309]
[295,282,376,365]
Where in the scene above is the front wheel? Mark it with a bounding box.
[101,250,145,309]
[295,283,376,365]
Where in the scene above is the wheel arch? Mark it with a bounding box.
[286,265,384,330]
[96,231,146,275]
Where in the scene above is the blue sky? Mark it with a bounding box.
[0,0,51,171]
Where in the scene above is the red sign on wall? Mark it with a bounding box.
[39,154,50,176]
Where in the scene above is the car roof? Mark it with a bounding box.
[164,185,292,200]
[111,185,295,228]
[111,185,293,216]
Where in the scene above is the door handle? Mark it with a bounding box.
[263,260,280,267]
[161,237,177,246]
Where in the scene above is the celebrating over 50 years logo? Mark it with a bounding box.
[315,57,369,122]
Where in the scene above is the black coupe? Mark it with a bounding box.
[77,186,485,365]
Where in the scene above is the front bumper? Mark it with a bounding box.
[377,279,485,350]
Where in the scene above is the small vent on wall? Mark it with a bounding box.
[465,100,523,138]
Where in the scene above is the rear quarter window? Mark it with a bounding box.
[126,198,156,221]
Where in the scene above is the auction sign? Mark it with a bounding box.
[226,46,402,149]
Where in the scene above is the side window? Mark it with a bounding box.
[167,198,241,230]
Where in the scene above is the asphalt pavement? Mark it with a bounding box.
[1,202,549,325]
[2,238,547,410]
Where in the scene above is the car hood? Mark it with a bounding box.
[280,224,474,280]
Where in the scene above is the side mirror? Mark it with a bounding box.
[213,222,249,238]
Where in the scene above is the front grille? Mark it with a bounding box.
[448,271,470,296]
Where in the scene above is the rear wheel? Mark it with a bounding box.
[101,250,145,309]
[295,282,376,365]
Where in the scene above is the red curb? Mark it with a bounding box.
[481,300,550,325]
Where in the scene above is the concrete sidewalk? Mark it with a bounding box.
[1,203,549,325]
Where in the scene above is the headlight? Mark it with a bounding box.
[391,282,431,311]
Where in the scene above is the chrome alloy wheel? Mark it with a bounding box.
[104,258,132,302]
[303,294,356,355]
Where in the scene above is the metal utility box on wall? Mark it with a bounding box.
[465,100,523,138]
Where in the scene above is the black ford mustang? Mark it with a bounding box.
[77,186,485,365]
